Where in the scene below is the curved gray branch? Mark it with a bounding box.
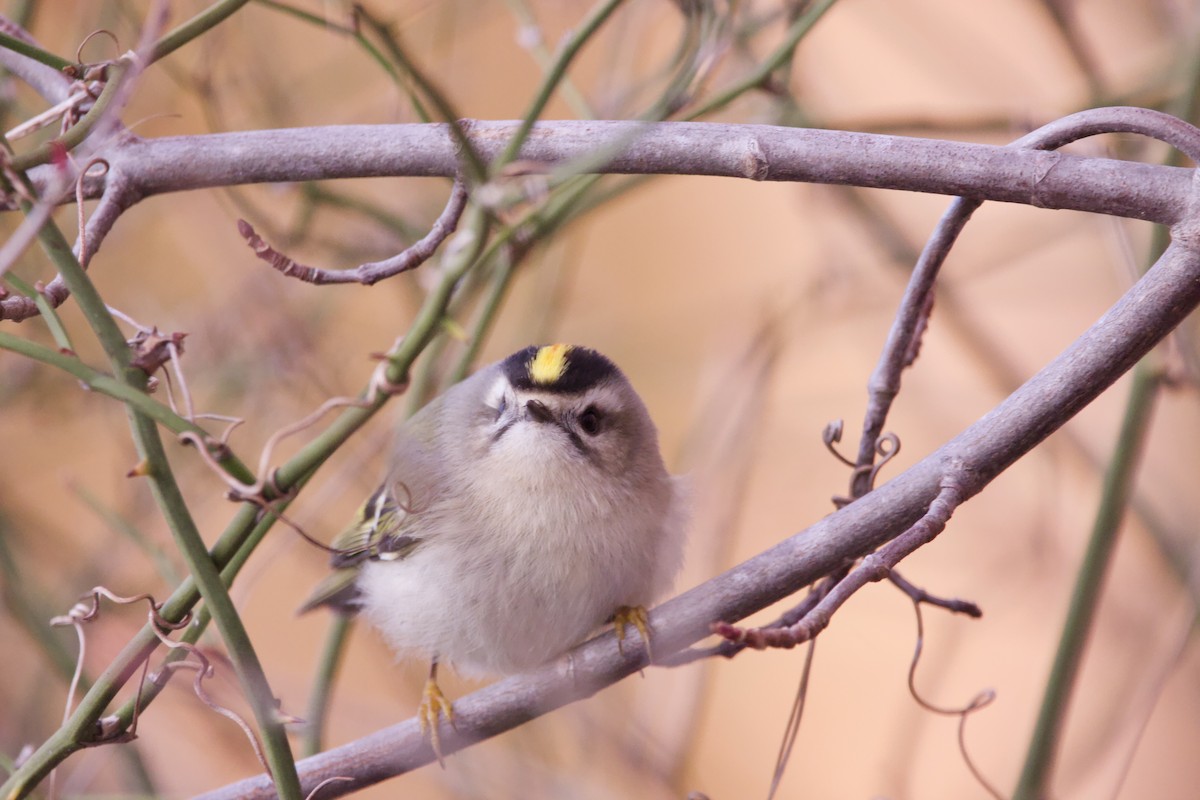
[26,116,1193,225]
[195,222,1200,799]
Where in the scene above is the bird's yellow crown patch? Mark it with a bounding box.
[528,344,572,385]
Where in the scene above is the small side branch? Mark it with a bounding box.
[850,106,1200,500]
[714,469,965,649]
[239,177,468,286]
[888,571,982,618]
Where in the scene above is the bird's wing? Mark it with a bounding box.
[298,402,445,614]
[296,484,425,613]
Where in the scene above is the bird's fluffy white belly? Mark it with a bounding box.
[356,510,650,677]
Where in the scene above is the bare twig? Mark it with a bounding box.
[658,573,840,667]
[0,113,1189,322]
[767,640,816,800]
[238,177,468,285]
[850,105,1200,499]
[714,470,966,649]
[887,571,982,618]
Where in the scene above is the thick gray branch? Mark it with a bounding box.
[195,223,1200,799]
[28,119,1193,224]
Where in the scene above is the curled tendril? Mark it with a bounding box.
[75,29,121,65]
[50,586,190,632]
[906,599,1002,800]
[75,157,110,267]
[50,587,192,750]
[147,629,272,774]
[830,431,902,507]
[822,419,857,467]
[866,431,901,487]
[178,348,408,506]
[306,776,354,800]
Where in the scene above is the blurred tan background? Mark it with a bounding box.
[1,1,1199,798]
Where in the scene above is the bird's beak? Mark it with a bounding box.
[525,399,555,423]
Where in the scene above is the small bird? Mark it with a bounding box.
[301,344,687,758]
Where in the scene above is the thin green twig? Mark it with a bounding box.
[0,159,302,799]
[685,0,839,120]
[1011,362,1160,800]
[2,272,74,351]
[148,0,252,65]
[11,59,129,172]
[496,0,624,168]
[0,30,73,71]
[355,10,484,181]
[301,615,354,757]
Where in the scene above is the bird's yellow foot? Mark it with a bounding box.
[418,665,454,767]
[612,605,654,662]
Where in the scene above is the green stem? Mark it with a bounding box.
[0,329,256,485]
[1011,363,1160,800]
[127,412,303,798]
[0,30,73,71]
[301,615,354,757]
[685,0,840,120]
[503,0,595,119]
[2,272,74,351]
[2,169,301,799]
[149,0,252,65]
[356,12,485,181]
[496,0,624,168]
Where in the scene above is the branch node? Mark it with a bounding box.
[740,134,769,181]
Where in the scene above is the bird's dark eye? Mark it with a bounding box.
[578,405,603,435]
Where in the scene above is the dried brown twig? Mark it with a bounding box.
[714,469,966,649]
[238,177,468,285]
